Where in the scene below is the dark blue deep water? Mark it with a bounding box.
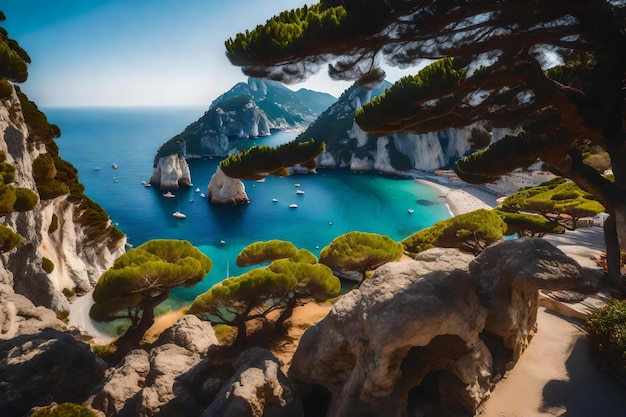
[44,107,451,309]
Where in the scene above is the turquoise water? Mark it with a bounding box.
[44,107,450,308]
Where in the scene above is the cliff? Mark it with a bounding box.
[297,83,510,174]
[149,78,336,189]
[149,153,192,190]
[0,84,126,316]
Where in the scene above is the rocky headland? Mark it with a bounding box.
[0,85,125,323]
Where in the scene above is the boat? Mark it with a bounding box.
[408,208,415,214]
[294,183,301,187]
[272,198,278,202]
[172,211,186,219]
[163,191,175,198]
[141,180,151,187]
[289,204,298,208]
[296,189,305,195]
[195,188,200,193]
[256,178,266,183]
[112,163,118,169]
[200,193,206,198]
[220,239,226,245]
[94,167,100,171]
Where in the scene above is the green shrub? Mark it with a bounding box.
[0,78,13,100]
[62,287,75,298]
[0,184,17,214]
[213,324,237,345]
[56,310,69,322]
[586,299,626,379]
[92,344,115,359]
[32,153,57,183]
[48,213,59,233]
[13,187,38,211]
[41,256,54,273]
[0,161,15,183]
[36,180,69,200]
[31,402,98,417]
[0,224,21,252]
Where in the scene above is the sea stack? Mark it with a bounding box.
[207,166,250,204]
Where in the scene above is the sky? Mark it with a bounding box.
[1,0,413,108]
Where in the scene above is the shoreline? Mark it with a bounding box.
[414,177,499,215]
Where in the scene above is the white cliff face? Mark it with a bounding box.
[207,166,250,205]
[150,154,193,190]
[0,85,125,312]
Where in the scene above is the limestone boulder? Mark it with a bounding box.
[91,349,151,417]
[202,347,302,417]
[290,249,490,417]
[137,343,202,417]
[469,238,589,360]
[155,314,219,355]
[289,241,591,417]
[0,285,66,340]
[0,328,105,416]
[207,166,250,205]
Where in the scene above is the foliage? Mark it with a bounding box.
[190,268,296,345]
[16,87,60,142]
[219,139,325,180]
[236,239,299,267]
[12,186,38,211]
[319,231,403,285]
[91,240,212,353]
[226,0,626,287]
[62,287,75,298]
[0,224,20,252]
[403,209,507,256]
[268,258,339,302]
[192,243,339,343]
[0,78,12,99]
[0,160,14,183]
[41,256,54,273]
[225,4,348,77]
[495,209,565,237]
[502,179,605,230]
[48,213,59,233]
[586,299,626,379]
[30,403,98,417]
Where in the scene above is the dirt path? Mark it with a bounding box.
[478,307,626,417]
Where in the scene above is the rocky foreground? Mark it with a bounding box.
[0,238,610,417]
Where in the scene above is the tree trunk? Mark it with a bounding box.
[113,289,170,358]
[233,321,247,347]
[275,295,297,334]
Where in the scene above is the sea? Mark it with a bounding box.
[44,107,451,310]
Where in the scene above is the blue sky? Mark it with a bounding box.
[1,0,411,107]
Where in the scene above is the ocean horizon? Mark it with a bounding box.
[44,106,452,310]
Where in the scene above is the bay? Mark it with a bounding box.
[44,107,451,309]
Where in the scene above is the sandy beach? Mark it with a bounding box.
[414,177,499,216]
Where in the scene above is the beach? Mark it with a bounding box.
[414,177,500,216]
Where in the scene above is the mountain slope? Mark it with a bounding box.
[155,78,336,161]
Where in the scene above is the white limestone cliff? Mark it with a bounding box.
[150,153,193,190]
[207,166,250,205]
[0,85,125,314]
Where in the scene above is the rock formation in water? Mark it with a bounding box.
[0,84,126,318]
[207,166,250,205]
[149,153,193,190]
[149,78,336,188]
[289,239,593,417]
